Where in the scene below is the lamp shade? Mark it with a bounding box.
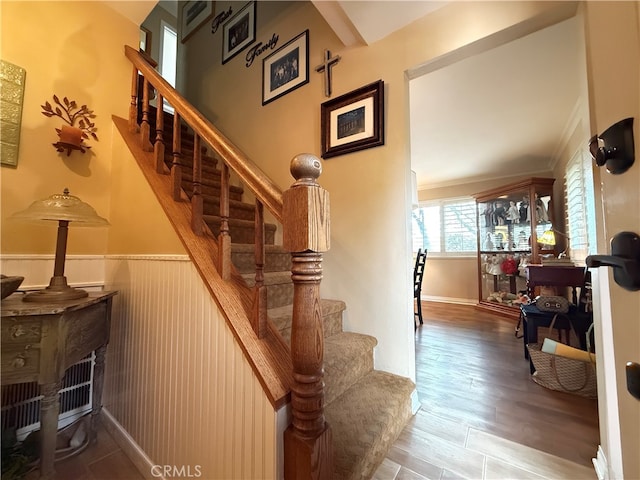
[10,189,108,302]
[537,229,556,246]
[11,189,109,226]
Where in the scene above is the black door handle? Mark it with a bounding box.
[627,362,640,400]
[586,231,640,291]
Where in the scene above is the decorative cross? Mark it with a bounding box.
[315,49,341,97]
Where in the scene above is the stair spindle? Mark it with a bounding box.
[154,93,166,174]
[191,134,204,236]
[252,200,267,338]
[171,113,182,201]
[219,163,231,280]
[140,77,153,152]
[282,154,332,480]
[129,66,138,132]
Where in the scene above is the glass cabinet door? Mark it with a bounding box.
[477,188,553,311]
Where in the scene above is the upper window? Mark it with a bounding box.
[412,198,477,255]
[159,20,177,113]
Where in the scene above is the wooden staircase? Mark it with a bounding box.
[122,46,415,479]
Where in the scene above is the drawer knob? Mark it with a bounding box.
[11,355,26,369]
[10,325,26,338]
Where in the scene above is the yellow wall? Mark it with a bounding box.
[0,1,137,255]
[182,0,578,377]
[0,0,183,257]
[108,130,186,254]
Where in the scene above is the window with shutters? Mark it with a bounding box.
[564,149,596,264]
[412,198,477,255]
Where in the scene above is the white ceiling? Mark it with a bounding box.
[410,16,582,188]
[316,2,584,190]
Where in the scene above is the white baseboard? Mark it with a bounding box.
[410,388,421,415]
[102,408,160,480]
[592,445,608,480]
[422,295,476,305]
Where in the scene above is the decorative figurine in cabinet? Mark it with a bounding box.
[474,177,555,317]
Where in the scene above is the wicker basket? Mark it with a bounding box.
[526,319,597,398]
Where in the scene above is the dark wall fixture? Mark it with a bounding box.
[589,117,635,175]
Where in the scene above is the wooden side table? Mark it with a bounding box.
[525,265,587,303]
[1,291,116,479]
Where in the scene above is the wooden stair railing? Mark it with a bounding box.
[124,46,332,479]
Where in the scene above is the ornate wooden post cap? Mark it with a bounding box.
[290,153,322,186]
[283,154,329,253]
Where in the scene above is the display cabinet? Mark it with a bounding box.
[474,177,555,317]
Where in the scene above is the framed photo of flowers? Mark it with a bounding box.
[320,80,385,159]
[222,1,256,64]
[262,30,309,105]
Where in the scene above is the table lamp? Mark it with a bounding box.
[11,188,109,302]
[538,228,570,258]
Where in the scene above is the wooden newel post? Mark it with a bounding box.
[283,154,333,480]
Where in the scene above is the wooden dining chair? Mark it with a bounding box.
[414,249,427,328]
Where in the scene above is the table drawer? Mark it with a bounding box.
[1,344,40,384]
[1,317,42,344]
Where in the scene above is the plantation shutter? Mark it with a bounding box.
[442,199,477,253]
[564,150,595,264]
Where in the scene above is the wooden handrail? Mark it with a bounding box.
[124,45,284,223]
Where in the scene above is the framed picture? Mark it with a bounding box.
[320,80,385,159]
[139,26,152,55]
[222,1,256,64]
[262,30,309,106]
[181,1,215,43]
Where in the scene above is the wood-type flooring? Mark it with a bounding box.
[374,301,599,479]
[26,300,599,479]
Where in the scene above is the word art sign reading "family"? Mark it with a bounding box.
[246,33,279,67]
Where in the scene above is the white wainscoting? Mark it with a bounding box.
[0,254,106,290]
[104,255,278,480]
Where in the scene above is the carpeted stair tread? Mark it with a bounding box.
[268,299,346,343]
[203,215,277,245]
[201,196,256,220]
[182,179,244,198]
[242,270,291,287]
[241,271,293,308]
[325,370,415,480]
[231,243,291,255]
[324,332,377,406]
[232,244,290,274]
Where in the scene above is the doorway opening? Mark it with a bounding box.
[408,12,601,472]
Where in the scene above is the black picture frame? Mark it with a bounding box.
[181,1,215,44]
[320,80,385,159]
[262,30,309,106]
[222,1,256,64]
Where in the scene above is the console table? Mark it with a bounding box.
[525,264,587,303]
[1,291,116,479]
[523,265,592,373]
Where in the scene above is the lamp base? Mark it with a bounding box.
[23,276,88,303]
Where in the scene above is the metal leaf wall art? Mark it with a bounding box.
[41,95,98,155]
